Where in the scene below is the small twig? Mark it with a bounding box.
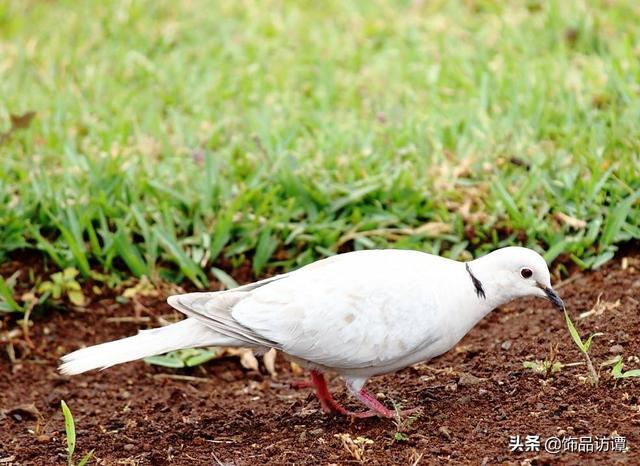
[211,451,225,466]
[563,362,585,367]
[21,299,38,350]
[152,374,211,384]
[105,316,152,324]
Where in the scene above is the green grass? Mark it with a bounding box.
[1,0,639,289]
[61,400,94,466]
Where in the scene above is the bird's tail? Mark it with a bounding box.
[59,318,240,375]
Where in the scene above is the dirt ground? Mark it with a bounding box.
[1,253,639,465]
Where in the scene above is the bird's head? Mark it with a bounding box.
[469,246,564,311]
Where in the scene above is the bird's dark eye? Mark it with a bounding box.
[520,268,533,279]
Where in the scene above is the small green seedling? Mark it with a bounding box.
[564,309,602,386]
[523,343,562,378]
[523,359,563,377]
[39,268,85,306]
[145,348,219,368]
[60,400,93,466]
[611,357,640,380]
[391,402,420,442]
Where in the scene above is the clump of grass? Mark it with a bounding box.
[563,307,640,385]
[60,400,94,466]
[523,359,563,377]
[0,0,638,293]
[523,344,563,378]
[38,268,86,306]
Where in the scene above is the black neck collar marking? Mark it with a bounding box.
[465,263,486,299]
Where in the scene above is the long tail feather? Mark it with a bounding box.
[59,318,240,375]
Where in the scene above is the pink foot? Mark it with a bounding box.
[348,384,422,419]
[306,371,421,419]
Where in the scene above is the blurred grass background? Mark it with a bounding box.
[1,0,639,290]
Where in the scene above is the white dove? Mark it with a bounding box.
[60,246,564,418]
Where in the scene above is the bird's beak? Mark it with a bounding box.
[537,283,564,311]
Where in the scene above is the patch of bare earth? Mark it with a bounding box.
[1,255,639,465]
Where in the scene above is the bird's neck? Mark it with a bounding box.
[465,256,518,310]
[446,258,517,342]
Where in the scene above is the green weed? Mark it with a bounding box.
[391,402,420,443]
[144,348,219,368]
[60,400,94,466]
[523,343,563,379]
[564,309,602,386]
[610,357,640,380]
[523,360,563,377]
[38,268,86,306]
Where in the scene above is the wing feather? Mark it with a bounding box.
[167,273,290,348]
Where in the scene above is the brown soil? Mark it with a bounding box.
[1,255,639,465]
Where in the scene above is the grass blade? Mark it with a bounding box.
[60,400,76,466]
[253,228,278,275]
[494,182,524,226]
[0,275,21,313]
[153,227,206,288]
[78,450,94,466]
[564,309,585,353]
[144,354,185,368]
[113,229,149,277]
[211,267,239,290]
[600,191,640,246]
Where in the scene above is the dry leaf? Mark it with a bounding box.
[1,403,42,422]
[239,350,259,371]
[554,212,587,229]
[290,361,304,376]
[334,433,374,463]
[122,276,158,299]
[415,222,451,237]
[263,348,278,378]
[223,348,260,371]
[579,292,621,319]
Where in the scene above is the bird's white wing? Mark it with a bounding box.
[168,274,290,348]
[232,250,448,369]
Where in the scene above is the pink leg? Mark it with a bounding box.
[347,383,422,418]
[309,370,377,418]
[310,370,349,414]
